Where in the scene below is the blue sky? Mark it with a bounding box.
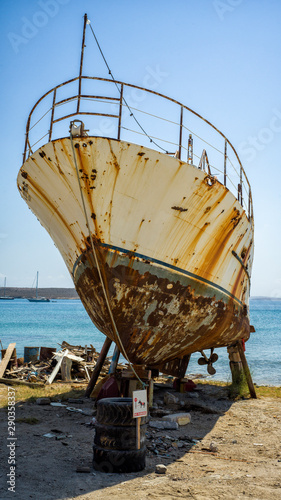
[0,0,281,297]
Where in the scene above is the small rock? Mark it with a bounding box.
[185,391,199,399]
[149,420,178,430]
[155,464,167,474]
[81,408,95,416]
[164,392,179,406]
[209,441,218,453]
[162,413,191,426]
[76,466,91,473]
[36,397,51,405]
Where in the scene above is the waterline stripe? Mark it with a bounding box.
[73,243,243,307]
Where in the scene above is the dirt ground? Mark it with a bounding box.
[0,381,281,500]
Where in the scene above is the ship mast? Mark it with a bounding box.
[77,13,87,114]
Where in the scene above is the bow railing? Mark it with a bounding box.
[23,75,253,221]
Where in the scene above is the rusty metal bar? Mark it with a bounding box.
[108,345,120,374]
[248,188,252,219]
[224,139,227,186]
[77,13,87,114]
[56,94,120,106]
[117,84,124,140]
[53,111,119,124]
[240,166,243,206]
[187,134,193,164]
[237,184,241,204]
[178,106,183,160]
[23,116,31,163]
[232,250,250,281]
[48,88,57,142]
[85,336,112,397]
[199,149,210,174]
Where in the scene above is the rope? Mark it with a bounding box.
[86,19,169,153]
[69,132,146,388]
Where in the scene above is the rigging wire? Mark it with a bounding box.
[86,19,169,153]
[69,131,146,389]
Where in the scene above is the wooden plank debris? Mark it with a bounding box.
[0,340,123,386]
[61,357,72,382]
[0,343,16,378]
[0,377,44,388]
[46,350,69,385]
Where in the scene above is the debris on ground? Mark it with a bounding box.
[0,341,123,385]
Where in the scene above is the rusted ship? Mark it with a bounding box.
[17,15,254,377]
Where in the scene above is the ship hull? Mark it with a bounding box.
[17,136,254,367]
[74,243,250,366]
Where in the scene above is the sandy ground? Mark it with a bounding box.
[0,381,281,500]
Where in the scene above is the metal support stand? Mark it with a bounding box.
[108,345,121,374]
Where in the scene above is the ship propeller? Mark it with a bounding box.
[197,348,218,375]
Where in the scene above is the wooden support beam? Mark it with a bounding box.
[237,340,257,399]
[85,337,112,397]
[0,343,16,378]
[136,417,141,450]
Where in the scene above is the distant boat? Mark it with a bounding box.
[0,278,14,300]
[28,272,50,302]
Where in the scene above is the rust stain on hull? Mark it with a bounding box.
[17,137,254,372]
[73,245,250,367]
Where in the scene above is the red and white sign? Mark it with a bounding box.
[132,389,147,418]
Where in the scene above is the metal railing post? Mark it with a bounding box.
[187,134,193,164]
[117,84,123,140]
[77,13,87,114]
[48,88,57,142]
[240,165,243,206]
[178,106,183,160]
[224,140,227,186]
[23,115,32,163]
[248,188,252,219]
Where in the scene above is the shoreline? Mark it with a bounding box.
[0,288,78,300]
[1,289,281,300]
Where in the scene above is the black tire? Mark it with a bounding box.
[94,422,147,450]
[93,445,146,473]
[96,397,148,426]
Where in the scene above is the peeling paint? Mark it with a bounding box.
[17,136,254,372]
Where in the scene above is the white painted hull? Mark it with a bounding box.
[17,137,254,367]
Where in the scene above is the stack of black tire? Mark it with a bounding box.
[93,397,147,473]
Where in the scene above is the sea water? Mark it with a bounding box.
[0,298,280,386]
